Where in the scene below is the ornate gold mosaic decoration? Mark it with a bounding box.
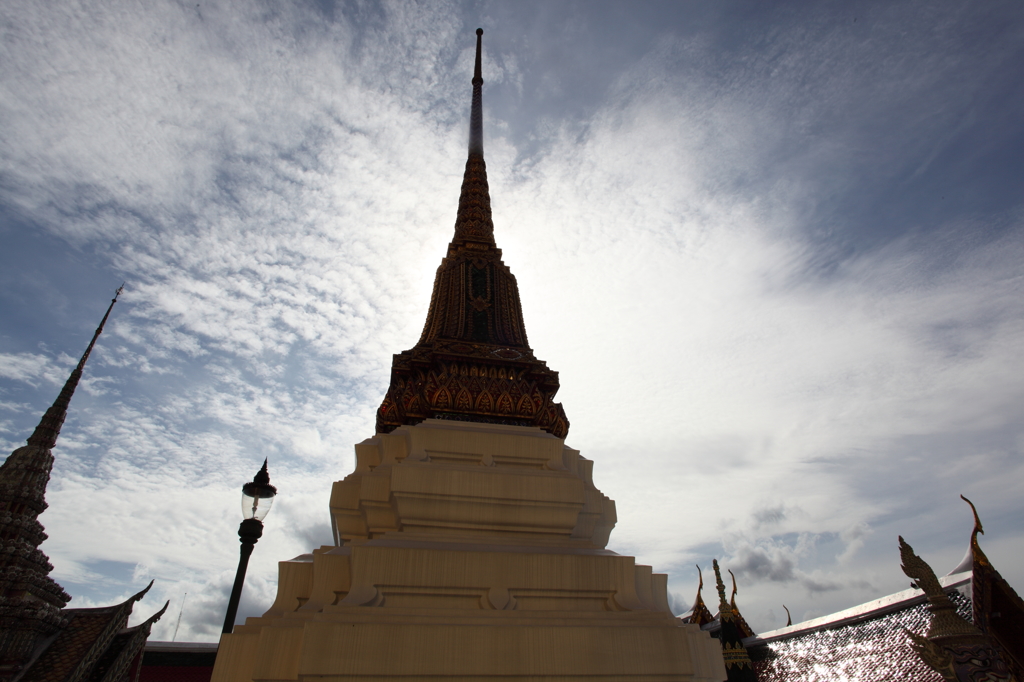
[376,29,568,438]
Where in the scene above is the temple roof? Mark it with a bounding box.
[746,577,972,682]
[18,582,166,682]
[376,31,568,438]
[746,498,1024,681]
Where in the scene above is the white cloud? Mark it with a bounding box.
[0,352,52,383]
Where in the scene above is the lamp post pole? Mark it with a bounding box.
[222,459,277,635]
[222,518,263,634]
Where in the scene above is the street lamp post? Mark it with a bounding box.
[222,459,277,634]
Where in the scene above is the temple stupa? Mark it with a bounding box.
[211,30,726,682]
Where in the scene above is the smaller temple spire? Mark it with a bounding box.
[712,560,731,618]
[0,286,124,679]
[27,284,124,450]
[712,560,757,681]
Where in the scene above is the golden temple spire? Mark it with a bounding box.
[376,30,568,438]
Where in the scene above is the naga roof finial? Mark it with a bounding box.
[897,534,1016,680]
[899,536,978,641]
[685,564,714,626]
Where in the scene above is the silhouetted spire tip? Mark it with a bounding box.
[25,289,123,449]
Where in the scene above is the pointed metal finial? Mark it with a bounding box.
[783,604,792,626]
[696,564,703,592]
[254,458,272,487]
[728,568,738,609]
[26,286,124,449]
[469,28,484,155]
[473,29,483,83]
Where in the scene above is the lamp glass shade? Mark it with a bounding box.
[241,482,276,521]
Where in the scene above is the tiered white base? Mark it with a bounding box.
[212,420,725,682]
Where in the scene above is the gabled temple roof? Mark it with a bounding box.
[746,575,972,682]
[19,582,166,682]
[960,496,1024,677]
[745,497,1024,681]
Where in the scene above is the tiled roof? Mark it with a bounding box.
[747,587,972,682]
[19,584,162,682]
[84,631,134,682]
[25,606,125,682]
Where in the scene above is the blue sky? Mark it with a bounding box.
[1,0,1022,640]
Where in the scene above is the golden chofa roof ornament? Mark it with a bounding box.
[685,565,714,626]
[376,29,569,438]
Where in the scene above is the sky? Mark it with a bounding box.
[1,0,1023,641]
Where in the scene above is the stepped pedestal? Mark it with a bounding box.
[212,420,726,681]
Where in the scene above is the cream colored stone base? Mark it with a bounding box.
[212,421,725,682]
